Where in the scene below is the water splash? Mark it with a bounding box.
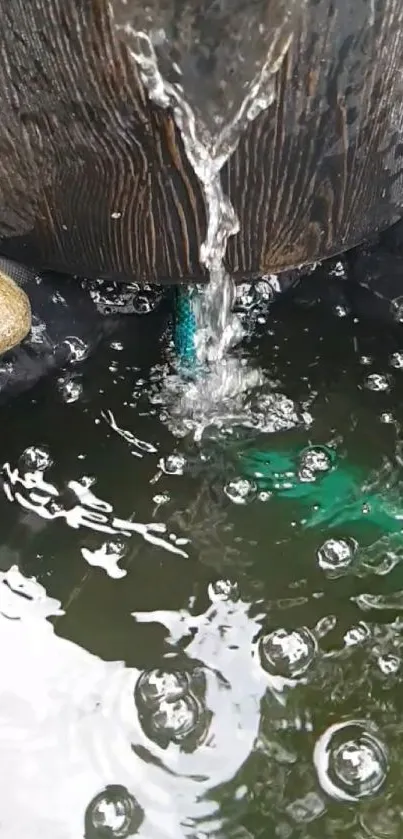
[114,14,298,421]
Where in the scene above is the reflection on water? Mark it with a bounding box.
[2,292,403,836]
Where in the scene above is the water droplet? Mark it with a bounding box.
[389,352,403,369]
[317,538,357,576]
[85,785,143,838]
[365,374,391,392]
[224,477,257,504]
[259,627,318,678]
[18,445,52,472]
[159,453,186,475]
[314,721,388,801]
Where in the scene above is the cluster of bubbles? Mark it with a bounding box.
[86,279,164,316]
[134,668,209,750]
[255,622,393,819]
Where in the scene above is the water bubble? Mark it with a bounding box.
[57,374,83,403]
[298,446,333,482]
[129,286,163,314]
[380,412,394,424]
[150,693,200,743]
[18,445,52,472]
[152,492,170,506]
[208,579,238,602]
[286,791,326,824]
[235,283,258,312]
[315,614,337,639]
[330,260,347,280]
[333,304,349,318]
[159,454,186,475]
[376,653,401,677]
[89,280,162,315]
[365,374,391,392]
[251,393,311,434]
[135,669,189,711]
[63,335,88,363]
[258,490,272,502]
[224,477,257,504]
[255,278,278,301]
[343,622,371,647]
[389,352,403,369]
[85,785,143,838]
[390,296,403,323]
[259,627,318,678]
[317,538,357,576]
[234,279,275,318]
[314,721,389,801]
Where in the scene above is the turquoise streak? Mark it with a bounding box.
[240,444,403,535]
[174,286,198,367]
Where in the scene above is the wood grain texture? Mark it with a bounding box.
[0,0,206,281]
[224,0,403,274]
[0,0,402,282]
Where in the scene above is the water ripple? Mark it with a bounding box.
[2,450,189,563]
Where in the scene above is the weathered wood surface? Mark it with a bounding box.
[0,0,402,283]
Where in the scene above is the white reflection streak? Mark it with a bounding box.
[101,409,157,457]
[3,463,188,558]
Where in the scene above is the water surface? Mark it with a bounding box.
[2,287,403,838]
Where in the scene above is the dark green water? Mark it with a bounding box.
[2,286,403,838]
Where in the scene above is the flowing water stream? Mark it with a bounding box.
[116,18,297,423]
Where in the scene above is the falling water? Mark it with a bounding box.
[112,10,301,424]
